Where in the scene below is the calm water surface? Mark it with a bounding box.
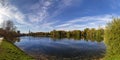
[14,36,106,60]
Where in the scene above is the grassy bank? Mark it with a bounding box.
[0,39,34,60]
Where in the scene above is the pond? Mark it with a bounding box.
[14,36,106,60]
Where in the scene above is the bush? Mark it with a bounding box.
[104,18,120,60]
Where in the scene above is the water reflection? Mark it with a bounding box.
[50,36,103,43]
[14,36,106,60]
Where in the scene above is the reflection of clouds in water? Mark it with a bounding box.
[15,36,106,57]
[44,39,105,50]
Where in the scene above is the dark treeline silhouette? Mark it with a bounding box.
[0,20,20,42]
[26,27,104,42]
[29,32,50,37]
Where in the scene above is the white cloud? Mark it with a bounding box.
[1,0,114,32]
[61,0,73,6]
[56,23,70,28]
[0,0,60,32]
[55,14,115,31]
[68,15,112,24]
[0,0,30,26]
[49,0,80,19]
[29,0,76,23]
[28,0,52,23]
[22,0,80,32]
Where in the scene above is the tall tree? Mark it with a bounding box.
[2,20,16,31]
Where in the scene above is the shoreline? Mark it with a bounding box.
[0,39,34,60]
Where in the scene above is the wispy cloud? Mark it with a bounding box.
[0,0,65,32]
[28,0,79,23]
[68,15,112,24]
[28,0,51,23]
[0,0,30,25]
[1,0,117,32]
[19,0,80,32]
[48,0,82,19]
[55,14,115,31]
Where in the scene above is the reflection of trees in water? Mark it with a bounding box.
[16,36,106,60]
[31,51,105,60]
[22,36,105,60]
[49,29,104,42]
[10,37,20,43]
[51,36,103,42]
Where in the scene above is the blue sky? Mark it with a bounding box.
[0,0,120,33]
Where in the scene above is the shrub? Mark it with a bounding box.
[104,18,120,60]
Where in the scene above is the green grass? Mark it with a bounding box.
[0,39,35,60]
[104,55,120,60]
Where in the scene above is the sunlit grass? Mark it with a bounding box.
[0,39,34,60]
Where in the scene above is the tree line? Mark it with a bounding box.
[27,27,104,42]
[0,20,104,42]
[0,20,20,42]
